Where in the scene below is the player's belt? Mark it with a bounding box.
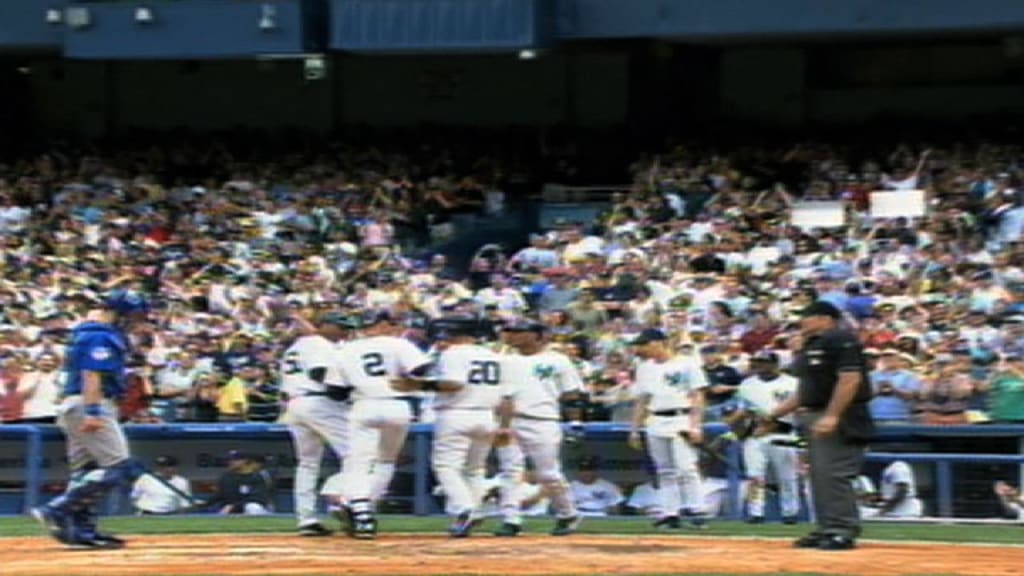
[652,408,691,417]
[514,413,560,421]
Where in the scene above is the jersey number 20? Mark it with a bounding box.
[468,360,500,385]
[362,353,387,377]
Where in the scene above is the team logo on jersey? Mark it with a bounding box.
[666,372,687,388]
[772,390,790,402]
[90,347,112,361]
[533,364,556,380]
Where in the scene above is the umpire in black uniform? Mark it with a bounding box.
[769,300,873,551]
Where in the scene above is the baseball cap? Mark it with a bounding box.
[500,319,546,333]
[799,300,842,319]
[629,328,667,346]
[155,455,177,467]
[750,350,780,364]
[578,456,601,470]
[318,311,359,329]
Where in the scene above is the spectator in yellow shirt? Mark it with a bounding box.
[215,372,248,422]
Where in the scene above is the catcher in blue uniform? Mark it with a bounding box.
[32,290,150,549]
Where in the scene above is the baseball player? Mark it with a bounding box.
[628,328,708,529]
[727,350,800,524]
[493,320,585,537]
[393,316,507,537]
[32,290,150,549]
[334,311,432,538]
[280,312,357,536]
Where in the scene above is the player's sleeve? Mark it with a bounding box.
[436,349,467,385]
[687,358,709,390]
[630,364,650,399]
[76,334,122,373]
[556,354,585,394]
[396,338,432,375]
[830,331,865,372]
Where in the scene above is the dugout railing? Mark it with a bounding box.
[3,423,1024,519]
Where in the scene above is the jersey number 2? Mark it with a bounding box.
[468,361,500,385]
[362,353,387,377]
[283,352,302,375]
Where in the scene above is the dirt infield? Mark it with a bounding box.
[5,533,1022,576]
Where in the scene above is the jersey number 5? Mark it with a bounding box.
[283,352,302,375]
[362,353,387,377]
[468,360,500,385]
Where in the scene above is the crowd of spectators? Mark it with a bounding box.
[3,137,1024,427]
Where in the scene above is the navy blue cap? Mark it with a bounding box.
[630,328,667,346]
[751,350,780,364]
[799,300,842,319]
[501,319,546,333]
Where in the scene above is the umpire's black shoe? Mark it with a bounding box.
[817,535,856,551]
[745,516,765,524]
[793,532,825,548]
[298,523,333,537]
[493,522,522,537]
[653,516,680,529]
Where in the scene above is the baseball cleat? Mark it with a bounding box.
[32,506,71,544]
[298,523,334,537]
[350,514,377,539]
[652,516,680,529]
[493,522,522,537]
[682,509,707,530]
[550,515,580,536]
[448,512,474,538]
[65,535,126,551]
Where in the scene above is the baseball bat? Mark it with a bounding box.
[140,468,206,511]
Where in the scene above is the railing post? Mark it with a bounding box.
[413,428,430,516]
[24,426,42,514]
[726,438,742,520]
[936,460,954,518]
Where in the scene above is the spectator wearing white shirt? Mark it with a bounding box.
[15,352,62,423]
[131,456,193,515]
[474,274,527,313]
[569,457,624,517]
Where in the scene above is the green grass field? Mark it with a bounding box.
[0,514,1020,544]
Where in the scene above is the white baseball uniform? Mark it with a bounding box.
[632,354,708,517]
[432,343,508,519]
[336,335,431,504]
[861,461,923,518]
[500,350,583,525]
[735,372,800,518]
[280,335,350,528]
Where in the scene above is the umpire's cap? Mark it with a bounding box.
[104,289,149,316]
[799,300,842,319]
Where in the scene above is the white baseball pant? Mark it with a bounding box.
[341,398,411,504]
[743,435,800,518]
[644,415,703,517]
[285,395,350,528]
[431,409,497,518]
[500,417,576,525]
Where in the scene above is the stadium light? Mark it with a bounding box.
[518,49,537,61]
[259,3,277,31]
[45,8,63,25]
[134,6,155,25]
